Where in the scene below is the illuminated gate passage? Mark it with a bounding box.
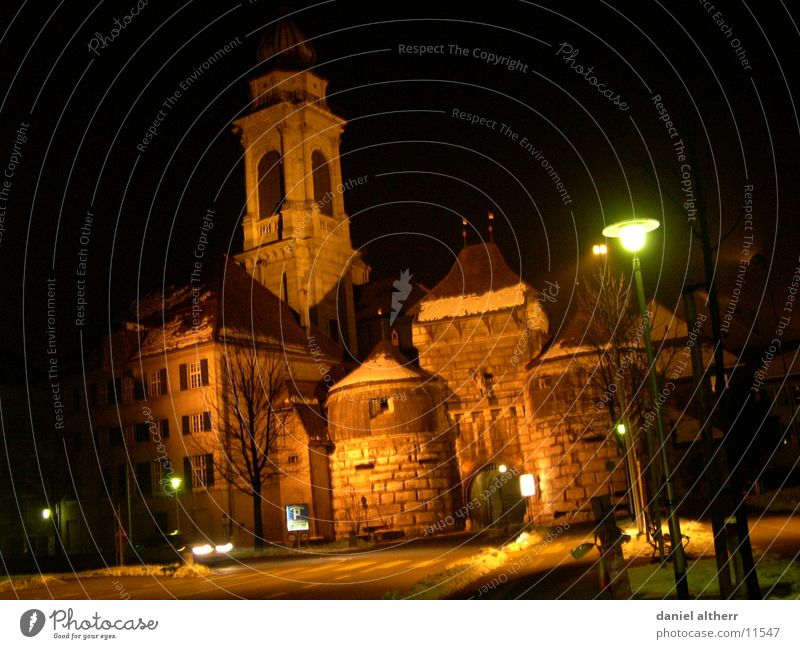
[468,465,525,528]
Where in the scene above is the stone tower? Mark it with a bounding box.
[234,17,369,353]
[411,242,549,526]
[326,341,461,539]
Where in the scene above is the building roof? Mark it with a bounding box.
[130,257,341,361]
[256,16,316,69]
[328,340,431,392]
[414,242,535,322]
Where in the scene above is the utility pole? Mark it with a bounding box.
[692,205,761,599]
[683,287,733,598]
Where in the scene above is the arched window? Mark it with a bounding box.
[257,150,285,218]
[311,150,333,215]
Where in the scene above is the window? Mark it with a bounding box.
[159,418,170,439]
[117,465,127,496]
[123,377,135,404]
[257,150,285,218]
[100,466,111,496]
[149,368,167,397]
[94,427,109,449]
[368,396,392,418]
[134,423,150,444]
[287,454,299,465]
[106,379,121,405]
[182,412,211,435]
[110,427,124,447]
[311,150,333,215]
[184,454,214,489]
[135,462,152,495]
[179,359,209,390]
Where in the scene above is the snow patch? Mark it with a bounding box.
[417,283,528,322]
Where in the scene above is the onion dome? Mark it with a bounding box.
[256,16,316,70]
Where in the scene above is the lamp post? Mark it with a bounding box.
[602,217,689,599]
[170,476,182,533]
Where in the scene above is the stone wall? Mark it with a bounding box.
[329,432,460,539]
[523,357,628,524]
[412,295,547,480]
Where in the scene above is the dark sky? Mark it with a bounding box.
[1,0,798,373]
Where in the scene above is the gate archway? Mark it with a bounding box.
[467,465,526,528]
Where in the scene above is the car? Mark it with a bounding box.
[131,532,234,564]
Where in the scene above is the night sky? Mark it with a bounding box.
[1,0,798,373]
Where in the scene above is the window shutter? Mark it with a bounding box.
[179,364,188,391]
[203,412,212,431]
[182,415,190,435]
[134,379,144,401]
[183,457,193,490]
[205,454,215,486]
[161,419,169,439]
[159,368,168,395]
[200,358,209,386]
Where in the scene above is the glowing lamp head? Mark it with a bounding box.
[41,508,52,520]
[616,423,627,435]
[519,474,536,497]
[170,477,182,491]
[498,464,508,474]
[601,218,660,253]
[592,244,607,255]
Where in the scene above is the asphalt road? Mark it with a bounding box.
[1,533,498,600]
[3,515,797,600]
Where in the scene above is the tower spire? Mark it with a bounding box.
[488,211,494,243]
[462,217,468,249]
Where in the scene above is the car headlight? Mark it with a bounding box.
[192,544,214,556]
[215,542,233,553]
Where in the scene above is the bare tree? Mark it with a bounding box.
[206,343,295,550]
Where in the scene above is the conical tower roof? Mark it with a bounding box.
[329,340,430,392]
[415,242,534,322]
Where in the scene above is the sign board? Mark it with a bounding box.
[285,503,309,532]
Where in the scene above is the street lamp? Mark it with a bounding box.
[592,243,608,256]
[170,476,182,533]
[41,508,52,520]
[602,217,689,599]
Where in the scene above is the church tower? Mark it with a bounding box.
[234,18,369,353]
